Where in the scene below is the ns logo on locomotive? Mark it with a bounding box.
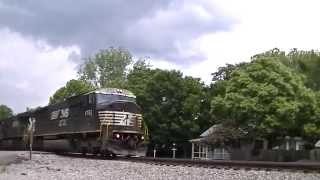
[0,88,149,156]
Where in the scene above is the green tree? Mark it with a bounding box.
[211,57,320,143]
[252,48,320,91]
[0,104,13,120]
[78,47,133,88]
[211,62,247,82]
[210,62,247,100]
[128,66,208,156]
[49,79,94,104]
[285,49,320,91]
[26,106,42,112]
[303,91,320,140]
[126,59,154,97]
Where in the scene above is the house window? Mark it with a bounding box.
[193,144,208,159]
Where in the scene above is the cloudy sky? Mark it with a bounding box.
[1,0,320,113]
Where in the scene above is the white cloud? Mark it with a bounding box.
[174,0,320,83]
[2,0,320,112]
[0,28,80,113]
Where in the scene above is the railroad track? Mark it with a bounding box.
[116,157,320,173]
[33,151,320,173]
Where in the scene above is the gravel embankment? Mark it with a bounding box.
[0,152,320,180]
[0,151,27,175]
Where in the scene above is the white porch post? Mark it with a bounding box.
[205,146,208,159]
[222,148,225,160]
[286,140,290,150]
[263,139,268,150]
[285,136,290,150]
[191,143,194,159]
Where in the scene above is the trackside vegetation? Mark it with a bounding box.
[3,47,320,156]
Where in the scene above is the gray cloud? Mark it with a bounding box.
[0,0,234,64]
[0,29,79,113]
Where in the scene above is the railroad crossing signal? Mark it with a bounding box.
[28,117,36,160]
[153,148,157,158]
[172,143,177,159]
[153,144,158,158]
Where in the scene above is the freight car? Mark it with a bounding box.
[0,88,148,156]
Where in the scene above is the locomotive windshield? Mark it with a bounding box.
[96,93,140,113]
[96,93,136,104]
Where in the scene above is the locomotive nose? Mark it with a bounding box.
[128,137,138,149]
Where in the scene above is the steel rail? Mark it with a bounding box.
[34,151,320,172]
[116,156,320,172]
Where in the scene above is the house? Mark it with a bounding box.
[272,136,305,151]
[189,124,231,160]
[190,124,306,161]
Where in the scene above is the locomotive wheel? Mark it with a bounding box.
[128,138,137,149]
[100,150,115,159]
[105,153,116,159]
[81,147,87,155]
[92,147,100,155]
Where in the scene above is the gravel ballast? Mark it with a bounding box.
[0,152,320,180]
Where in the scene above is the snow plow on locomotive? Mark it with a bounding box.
[0,88,148,156]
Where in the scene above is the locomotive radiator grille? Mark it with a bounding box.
[98,111,142,128]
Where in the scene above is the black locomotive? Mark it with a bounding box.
[0,88,148,156]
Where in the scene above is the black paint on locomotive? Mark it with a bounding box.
[0,89,148,156]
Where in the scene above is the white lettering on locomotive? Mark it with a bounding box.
[58,119,67,127]
[51,108,70,120]
[85,109,93,117]
[51,110,60,120]
[60,108,69,118]
[120,113,133,126]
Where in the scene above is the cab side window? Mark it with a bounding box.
[88,94,95,104]
[81,95,88,107]
[81,94,95,107]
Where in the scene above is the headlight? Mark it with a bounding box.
[116,134,120,139]
[141,136,144,140]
